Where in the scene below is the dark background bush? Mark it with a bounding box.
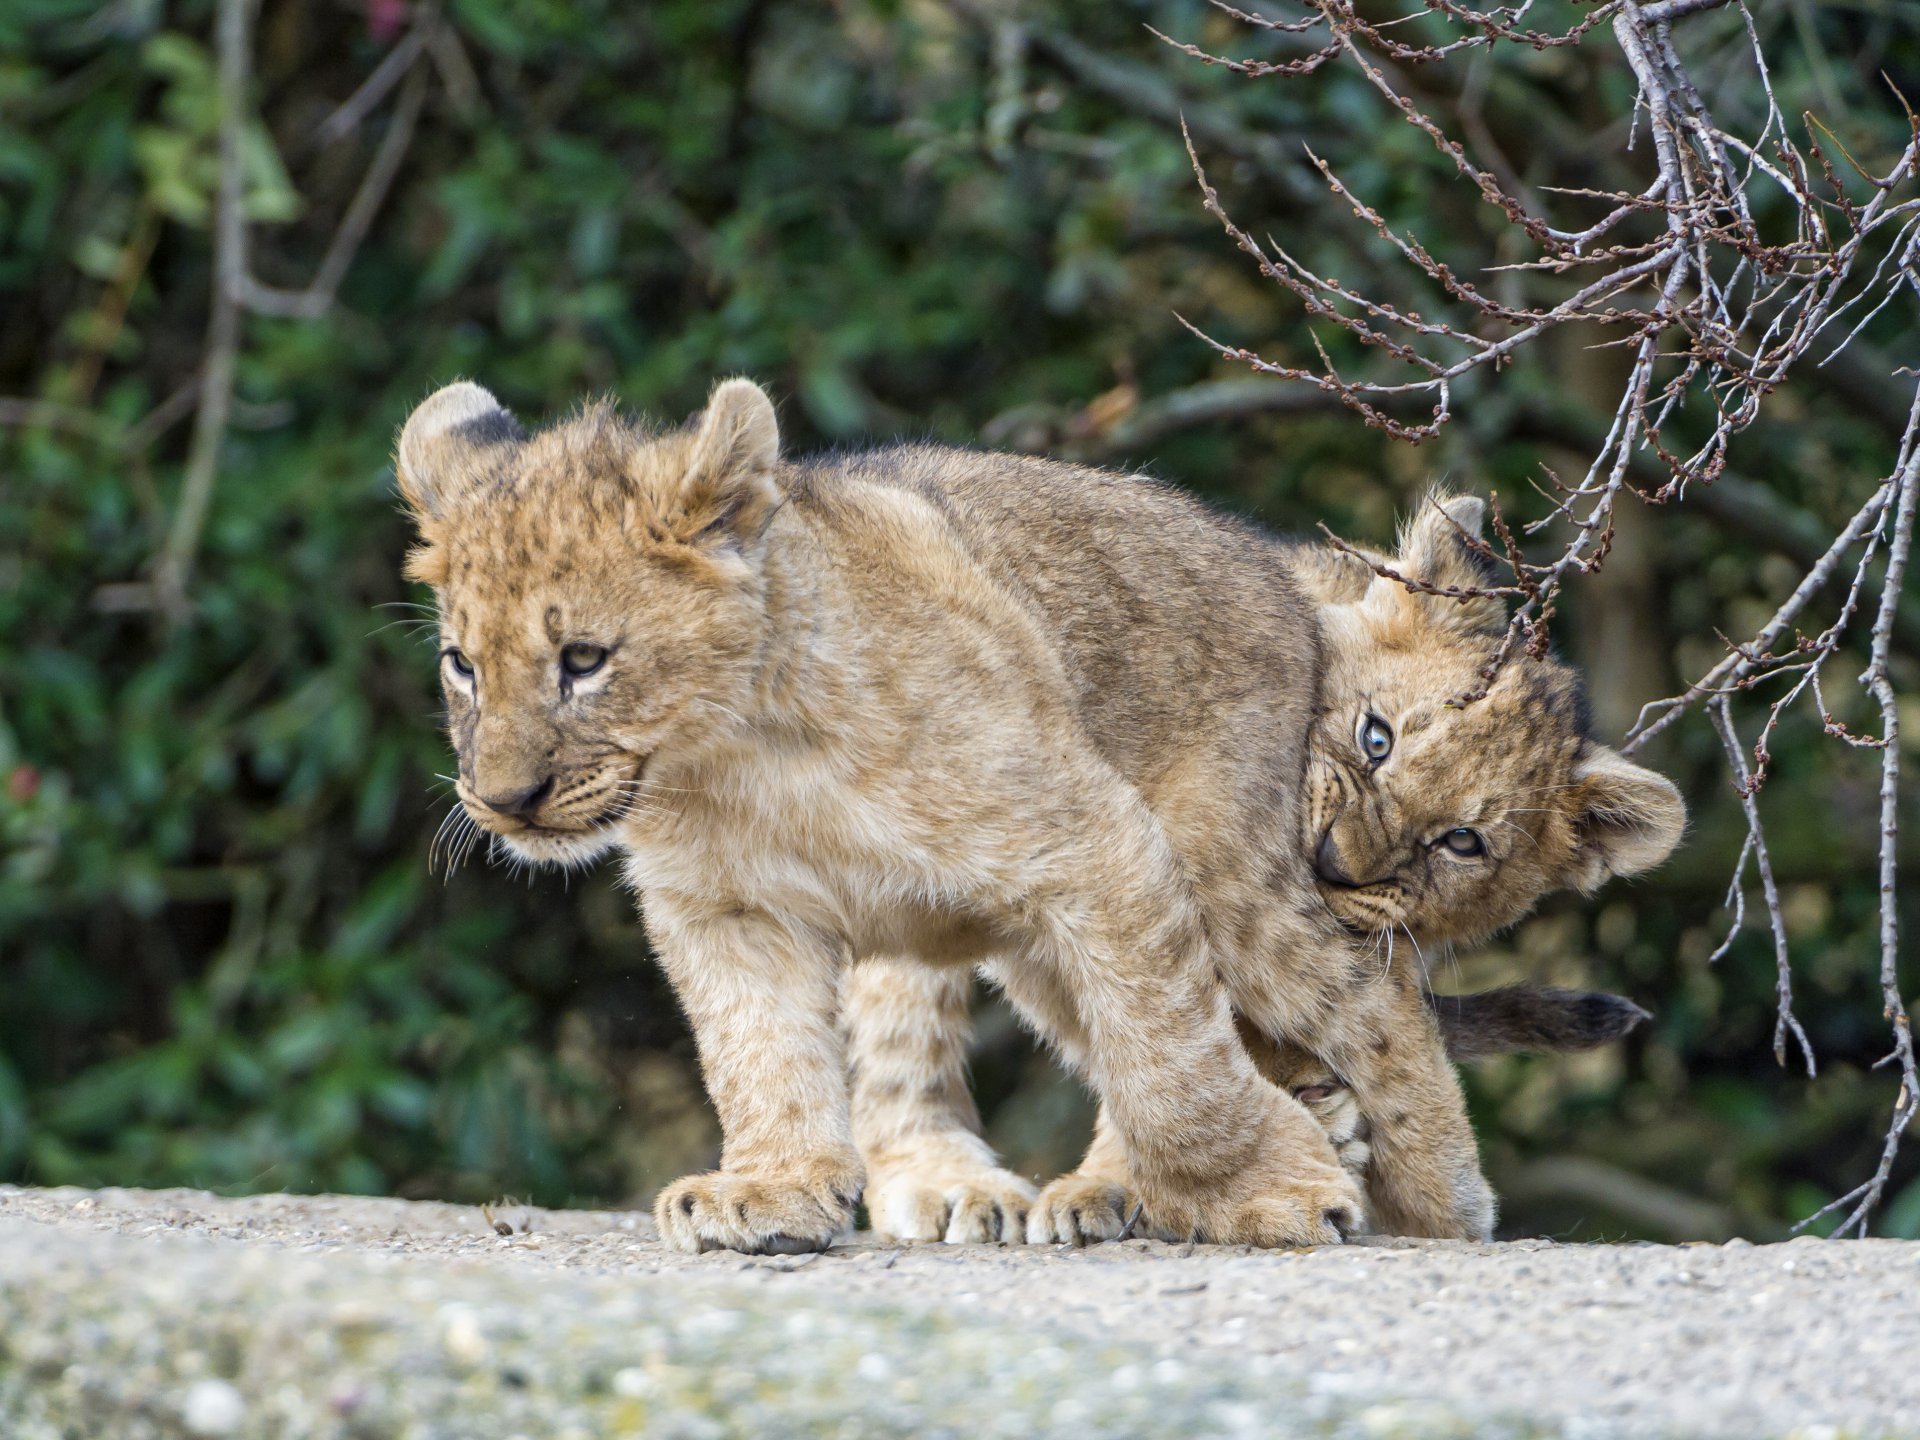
[3,0,1915,1240]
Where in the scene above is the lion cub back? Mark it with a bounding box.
[799,443,1324,795]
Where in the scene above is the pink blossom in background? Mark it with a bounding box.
[367,0,409,43]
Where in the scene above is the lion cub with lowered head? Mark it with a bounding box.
[397,378,1681,1253]
[847,503,1680,1243]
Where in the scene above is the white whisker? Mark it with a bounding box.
[1400,923,1429,984]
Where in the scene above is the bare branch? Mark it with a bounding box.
[1168,0,1920,1230]
[314,25,428,147]
[149,0,250,623]
[240,64,427,321]
[1799,388,1920,1238]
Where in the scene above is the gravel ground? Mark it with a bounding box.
[0,1185,1913,1439]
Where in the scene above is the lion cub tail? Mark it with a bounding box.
[1428,985,1651,1062]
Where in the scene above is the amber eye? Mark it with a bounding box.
[443,648,474,680]
[1441,827,1485,857]
[561,643,608,679]
[1357,714,1394,764]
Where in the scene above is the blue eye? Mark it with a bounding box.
[1358,714,1393,763]
[1442,828,1485,857]
[443,648,474,679]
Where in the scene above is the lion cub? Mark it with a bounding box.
[847,500,1682,1244]
[397,379,1680,1254]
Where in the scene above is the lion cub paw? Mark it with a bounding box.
[1025,1173,1136,1246]
[867,1163,1037,1244]
[1151,1152,1365,1249]
[654,1169,858,1255]
[1221,1167,1364,1248]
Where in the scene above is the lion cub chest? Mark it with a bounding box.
[619,741,1015,966]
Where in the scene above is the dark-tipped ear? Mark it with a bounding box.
[1386,490,1503,634]
[395,382,524,521]
[671,377,782,544]
[1569,745,1687,893]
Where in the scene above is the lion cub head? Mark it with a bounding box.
[1298,495,1685,949]
[395,378,785,867]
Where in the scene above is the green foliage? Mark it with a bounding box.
[1,0,1915,1233]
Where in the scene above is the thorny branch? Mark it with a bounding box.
[1169,0,1919,1231]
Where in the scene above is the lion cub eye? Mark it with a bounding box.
[560,643,609,679]
[442,648,475,681]
[1357,714,1394,764]
[1441,827,1486,857]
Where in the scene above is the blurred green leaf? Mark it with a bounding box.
[1,0,1914,1233]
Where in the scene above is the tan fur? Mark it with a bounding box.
[1239,1019,1374,1186]
[397,380,1681,1253]
[849,496,1684,1244]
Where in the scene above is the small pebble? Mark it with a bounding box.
[440,1305,488,1363]
[612,1367,653,1398]
[181,1378,245,1436]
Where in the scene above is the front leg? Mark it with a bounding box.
[999,797,1364,1249]
[645,893,863,1254]
[842,957,1035,1244]
[1239,1022,1374,1193]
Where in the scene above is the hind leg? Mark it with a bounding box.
[842,957,1035,1243]
[984,949,1359,1250]
[1021,1106,1140,1244]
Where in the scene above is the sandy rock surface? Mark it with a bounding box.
[0,1184,1912,1438]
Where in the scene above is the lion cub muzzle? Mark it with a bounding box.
[474,774,554,819]
[1312,827,1359,887]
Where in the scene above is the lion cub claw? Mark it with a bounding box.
[1026,1174,1135,1246]
[654,1170,858,1255]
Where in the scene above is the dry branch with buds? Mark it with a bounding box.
[1168,0,1918,1234]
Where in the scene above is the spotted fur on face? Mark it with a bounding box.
[1300,496,1686,951]
[395,379,783,869]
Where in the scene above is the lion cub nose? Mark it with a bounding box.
[1313,829,1358,888]
[477,775,554,819]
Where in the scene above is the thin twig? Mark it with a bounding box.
[1709,696,1815,1077]
[314,24,427,146]
[241,64,428,320]
[150,0,250,623]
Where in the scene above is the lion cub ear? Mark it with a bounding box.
[672,377,783,544]
[1568,745,1687,893]
[395,381,525,521]
[1388,492,1504,636]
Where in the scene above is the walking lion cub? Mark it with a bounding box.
[396,377,1681,1252]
